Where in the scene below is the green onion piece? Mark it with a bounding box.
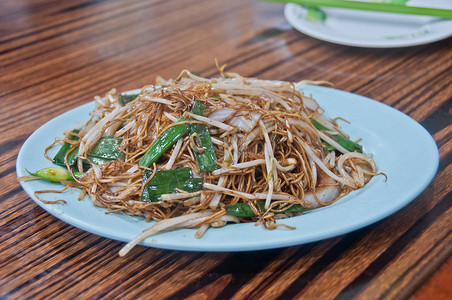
[225,202,303,217]
[141,167,204,202]
[305,5,327,23]
[88,136,123,162]
[310,119,363,153]
[332,134,363,153]
[54,135,123,167]
[189,100,218,172]
[118,93,138,106]
[53,130,80,167]
[322,143,336,152]
[310,119,328,131]
[139,118,189,167]
[28,167,83,182]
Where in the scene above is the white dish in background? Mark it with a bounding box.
[284,0,452,48]
[16,85,439,251]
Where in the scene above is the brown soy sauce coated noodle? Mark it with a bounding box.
[47,68,379,256]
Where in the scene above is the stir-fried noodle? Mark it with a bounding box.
[27,66,380,256]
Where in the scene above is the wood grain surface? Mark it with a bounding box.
[1,0,451,299]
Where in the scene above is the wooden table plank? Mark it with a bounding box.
[1,0,451,299]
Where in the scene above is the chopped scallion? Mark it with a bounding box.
[189,100,218,172]
[225,202,303,217]
[141,167,204,202]
[310,119,362,153]
[139,118,189,167]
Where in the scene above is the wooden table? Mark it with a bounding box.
[2,0,451,299]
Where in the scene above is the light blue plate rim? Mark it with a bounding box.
[16,85,439,251]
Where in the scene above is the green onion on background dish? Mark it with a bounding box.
[259,0,452,18]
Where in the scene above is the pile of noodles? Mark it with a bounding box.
[49,67,378,256]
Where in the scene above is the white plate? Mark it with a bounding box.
[16,86,439,251]
[284,0,452,48]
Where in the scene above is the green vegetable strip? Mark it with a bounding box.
[332,134,362,153]
[225,202,303,217]
[53,130,80,167]
[310,119,328,131]
[310,119,363,153]
[189,100,218,172]
[54,135,123,167]
[118,93,138,106]
[141,167,204,202]
[139,118,189,167]
[305,5,327,23]
[28,167,83,182]
[88,136,123,162]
